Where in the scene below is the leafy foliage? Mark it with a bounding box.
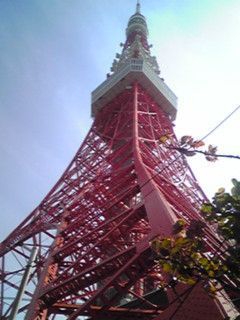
[179,136,218,161]
[151,179,240,298]
[201,179,240,281]
[152,221,227,294]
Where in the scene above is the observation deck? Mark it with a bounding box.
[91,58,177,120]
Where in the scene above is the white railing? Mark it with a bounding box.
[142,62,177,107]
[92,62,132,101]
[92,58,177,114]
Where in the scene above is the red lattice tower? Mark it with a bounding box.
[0,3,238,320]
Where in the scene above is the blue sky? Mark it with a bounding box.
[1,0,240,240]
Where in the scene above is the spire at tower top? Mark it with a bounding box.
[125,0,148,47]
[136,0,141,14]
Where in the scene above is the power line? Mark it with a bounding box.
[200,105,240,141]
[140,103,240,191]
[139,104,240,255]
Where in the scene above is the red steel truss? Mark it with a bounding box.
[0,83,229,319]
[1,2,237,319]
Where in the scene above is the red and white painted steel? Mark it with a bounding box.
[0,2,234,320]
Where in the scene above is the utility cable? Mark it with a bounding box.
[141,103,240,190]
[139,104,240,253]
[200,105,240,141]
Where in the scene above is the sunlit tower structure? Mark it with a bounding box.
[0,2,237,320]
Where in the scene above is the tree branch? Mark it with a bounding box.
[169,146,240,160]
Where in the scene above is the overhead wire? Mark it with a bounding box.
[138,103,240,257]
[200,105,240,141]
[139,105,240,306]
[140,104,240,191]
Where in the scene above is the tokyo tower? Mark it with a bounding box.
[0,2,238,320]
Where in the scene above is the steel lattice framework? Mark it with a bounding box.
[0,3,237,320]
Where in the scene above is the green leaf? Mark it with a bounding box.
[232,179,239,187]
[222,265,228,272]
[175,237,189,246]
[191,252,201,260]
[199,257,209,267]
[163,263,172,272]
[186,278,197,285]
[161,238,172,249]
[201,203,214,214]
[208,284,217,295]
[231,179,240,197]
[208,270,215,278]
[151,239,161,253]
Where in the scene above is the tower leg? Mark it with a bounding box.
[9,247,38,320]
[25,211,69,320]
